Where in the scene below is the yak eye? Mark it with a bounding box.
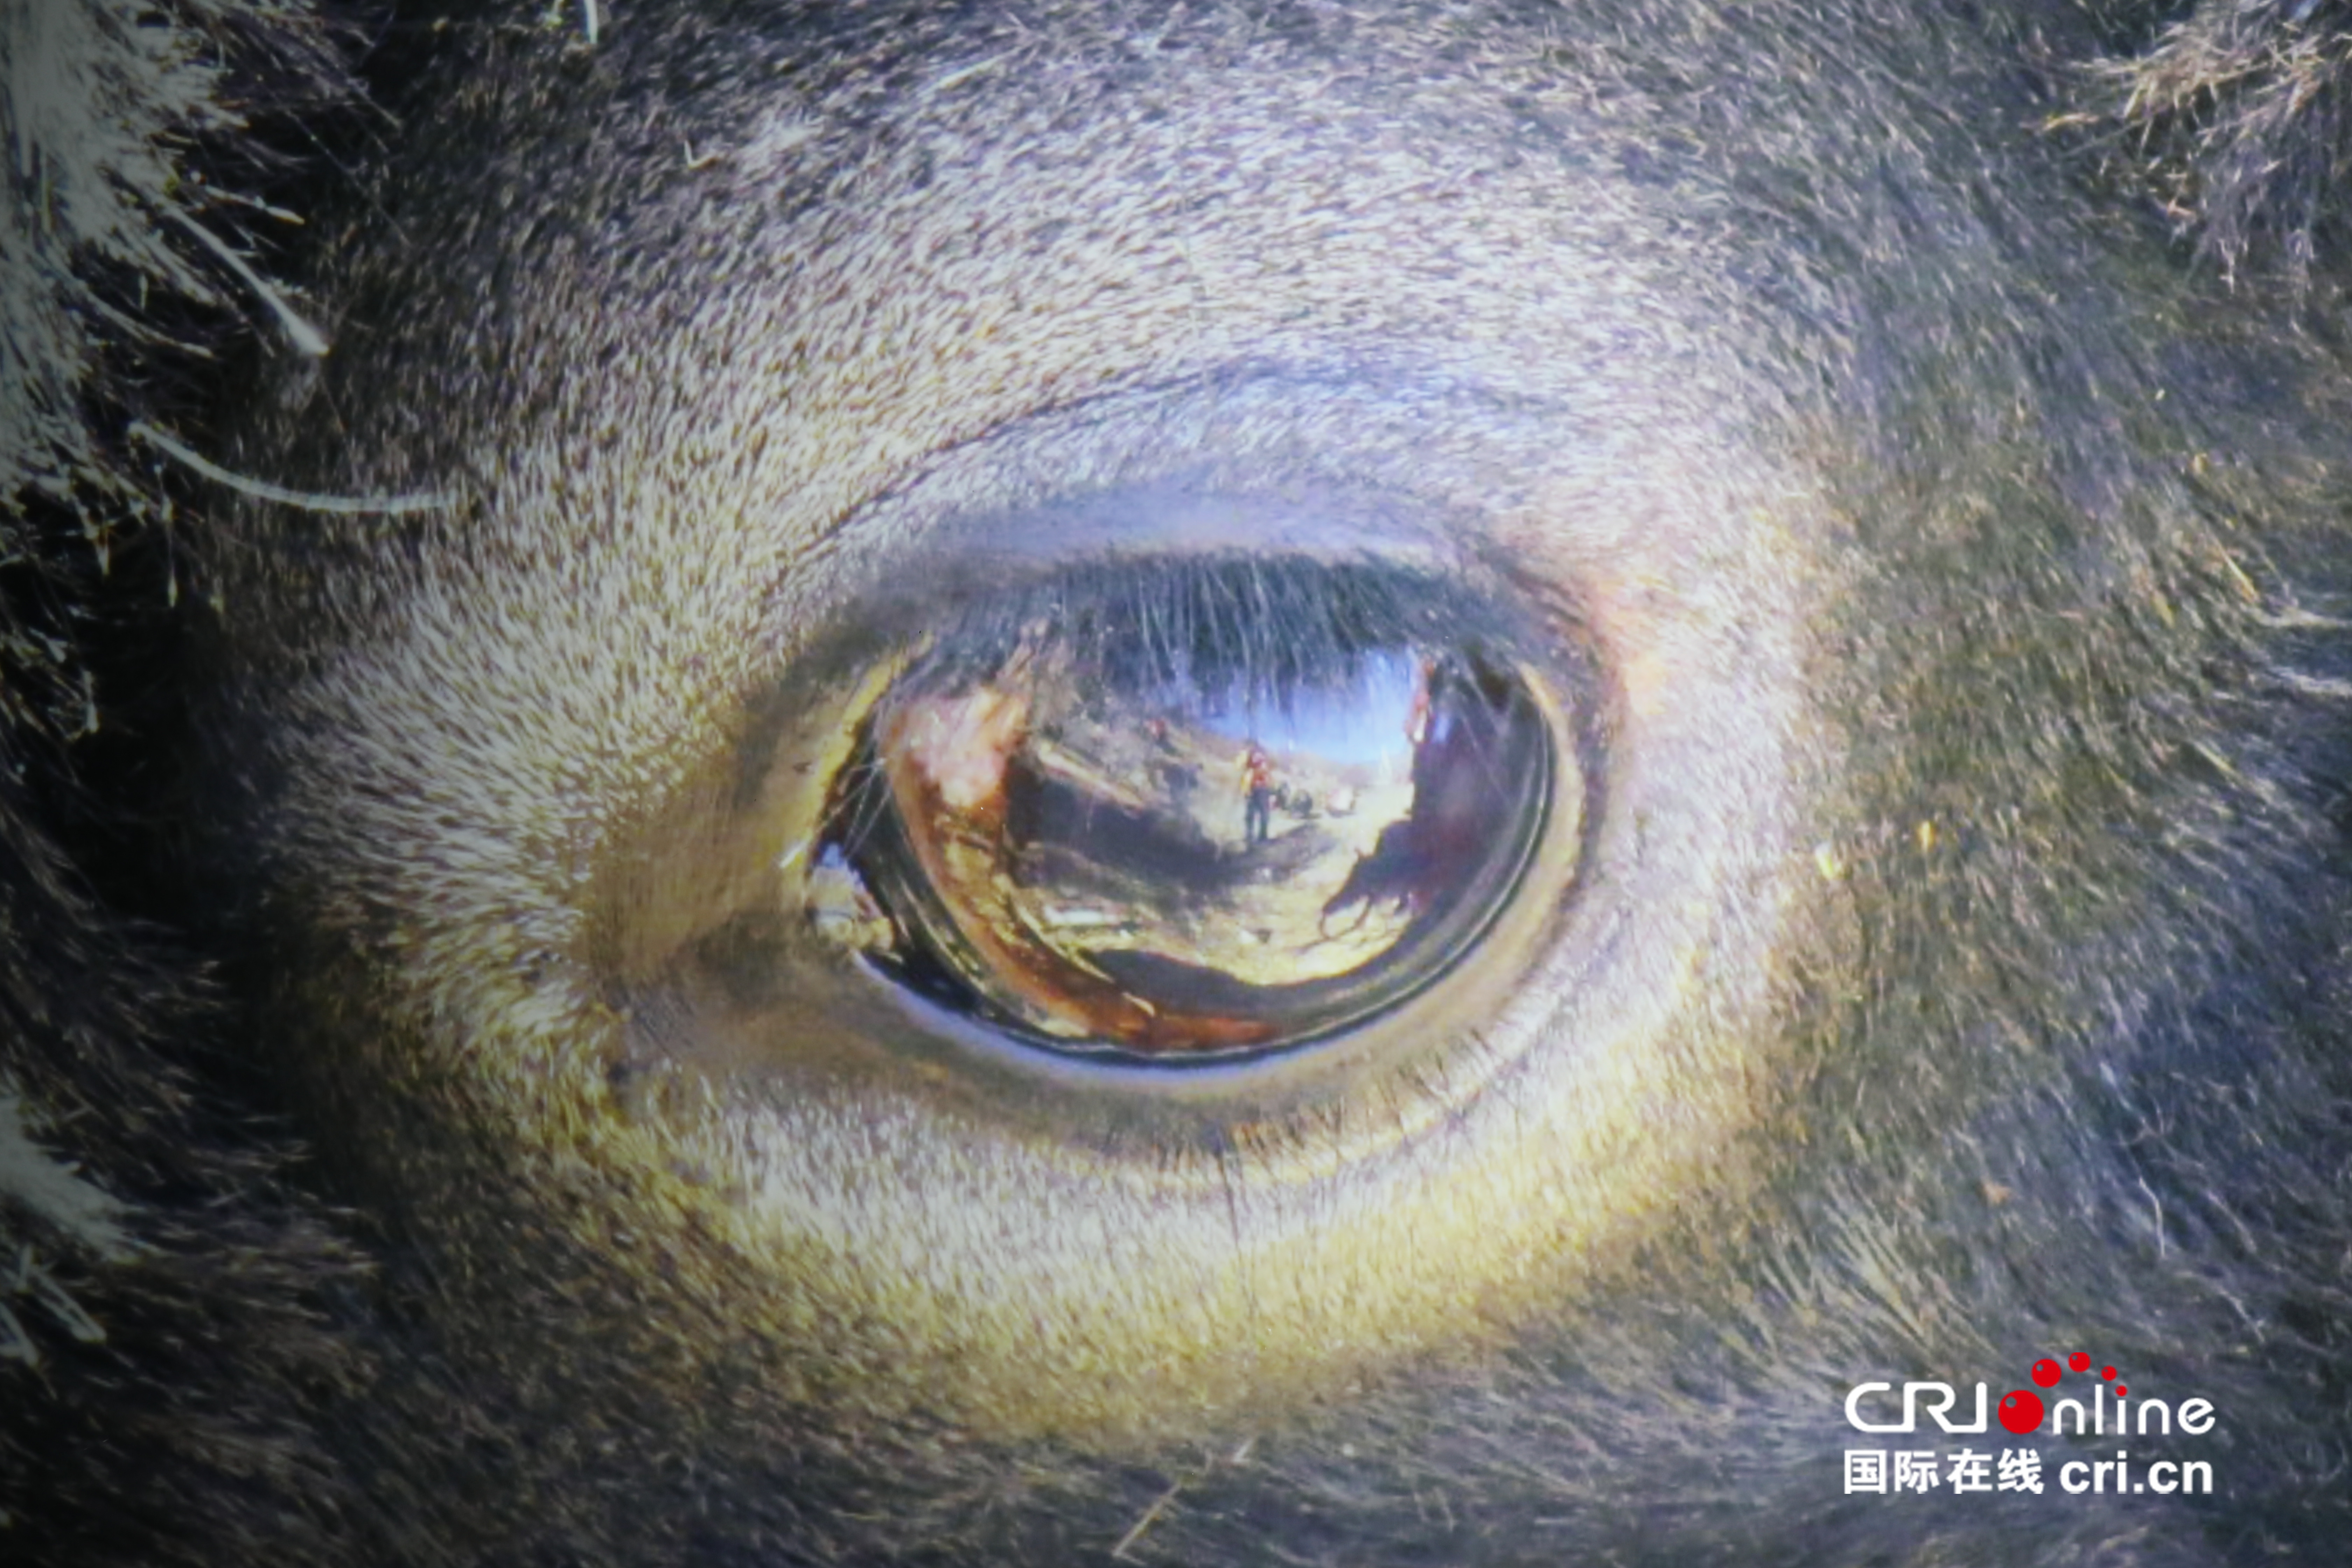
[811,559,1563,1064]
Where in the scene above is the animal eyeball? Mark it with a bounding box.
[814,581,1561,1064]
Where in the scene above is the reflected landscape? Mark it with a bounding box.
[816,579,1562,1062]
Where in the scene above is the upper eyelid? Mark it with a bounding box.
[752,366,1577,647]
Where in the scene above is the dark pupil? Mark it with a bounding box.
[823,582,1554,1063]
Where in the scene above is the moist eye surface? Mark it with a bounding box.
[812,558,1564,1065]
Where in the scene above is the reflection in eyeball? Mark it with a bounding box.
[815,568,1563,1064]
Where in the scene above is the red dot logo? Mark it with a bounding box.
[2101,1366,2117,1380]
[2030,1357,2062,1388]
[1998,1389,2045,1435]
[2068,1352,2092,1373]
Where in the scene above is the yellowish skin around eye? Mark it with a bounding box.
[225,26,1848,1446]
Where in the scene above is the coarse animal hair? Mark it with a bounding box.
[6,2,2352,1565]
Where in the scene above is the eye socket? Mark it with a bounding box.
[809,558,1568,1067]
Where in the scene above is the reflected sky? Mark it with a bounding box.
[1185,651,1422,766]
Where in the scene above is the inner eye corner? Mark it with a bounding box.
[798,554,1585,1080]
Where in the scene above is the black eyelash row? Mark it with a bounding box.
[905,555,1532,713]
